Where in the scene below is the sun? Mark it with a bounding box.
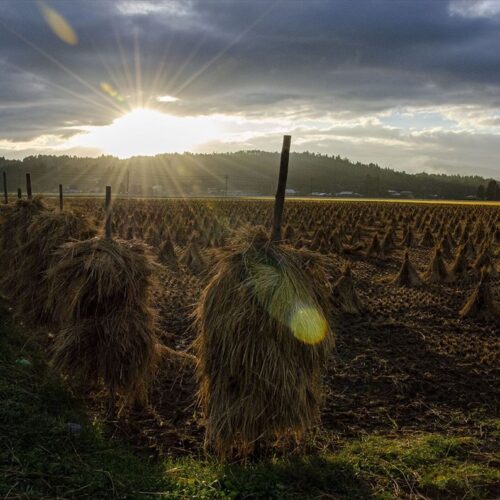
[71,108,219,158]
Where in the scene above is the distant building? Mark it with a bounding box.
[335,191,362,197]
[400,190,414,198]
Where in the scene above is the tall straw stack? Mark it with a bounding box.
[0,197,48,291]
[11,210,96,324]
[195,226,333,457]
[47,237,158,405]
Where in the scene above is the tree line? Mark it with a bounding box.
[476,180,500,201]
[0,151,497,200]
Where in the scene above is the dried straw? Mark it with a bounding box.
[10,210,96,324]
[195,226,333,457]
[47,237,158,402]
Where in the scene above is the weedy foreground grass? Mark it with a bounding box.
[0,301,498,499]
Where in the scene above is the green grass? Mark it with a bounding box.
[1,302,498,499]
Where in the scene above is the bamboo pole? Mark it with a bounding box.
[26,173,32,199]
[105,186,112,239]
[271,135,291,243]
[2,172,7,204]
[59,184,64,211]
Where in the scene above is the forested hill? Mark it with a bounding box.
[0,151,496,200]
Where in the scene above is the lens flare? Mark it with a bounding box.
[100,82,125,102]
[39,2,78,45]
[247,261,329,345]
[290,303,328,344]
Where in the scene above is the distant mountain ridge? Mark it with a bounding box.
[0,151,496,200]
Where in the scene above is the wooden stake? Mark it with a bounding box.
[26,173,32,199]
[2,171,7,204]
[17,188,22,199]
[271,135,291,243]
[59,184,63,211]
[105,186,112,239]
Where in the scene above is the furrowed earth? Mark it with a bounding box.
[1,197,498,499]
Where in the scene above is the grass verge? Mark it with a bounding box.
[0,302,498,499]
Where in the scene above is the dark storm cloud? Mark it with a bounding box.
[0,0,499,176]
[0,1,497,111]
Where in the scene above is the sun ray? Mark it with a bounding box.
[113,22,137,105]
[0,18,125,116]
[133,30,143,108]
[87,34,131,111]
[174,1,279,96]
[161,33,209,96]
[148,30,176,102]
[2,59,123,117]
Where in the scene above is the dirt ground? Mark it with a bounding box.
[62,199,499,457]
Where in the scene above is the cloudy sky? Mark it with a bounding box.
[1,0,500,178]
